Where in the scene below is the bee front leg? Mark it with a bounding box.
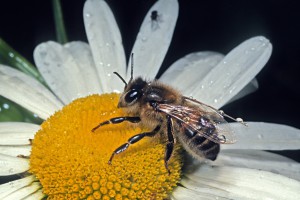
[92,116,141,132]
[108,125,161,164]
[164,115,175,175]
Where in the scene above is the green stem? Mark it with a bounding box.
[52,0,68,44]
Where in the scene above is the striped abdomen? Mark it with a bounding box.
[178,120,220,161]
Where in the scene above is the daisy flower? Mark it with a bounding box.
[1,0,300,199]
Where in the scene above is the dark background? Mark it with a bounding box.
[0,0,299,161]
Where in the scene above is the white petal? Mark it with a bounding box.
[184,165,300,199]
[0,146,31,157]
[2,182,41,200]
[210,149,300,181]
[171,185,228,200]
[223,122,300,150]
[0,65,62,120]
[128,0,179,79]
[190,36,272,109]
[34,41,95,104]
[22,189,45,200]
[84,0,126,92]
[0,154,29,176]
[227,78,258,103]
[0,122,39,145]
[0,175,36,199]
[64,41,102,94]
[160,51,223,94]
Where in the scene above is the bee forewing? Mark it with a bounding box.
[215,122,237,144]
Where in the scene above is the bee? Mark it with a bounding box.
[92,56,246,173]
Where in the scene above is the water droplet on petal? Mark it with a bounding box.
[85,13,91,18]
[257,134,263,139]
[214,99,218,103]
[259,174,264,179]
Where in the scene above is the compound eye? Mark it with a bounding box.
[125,89,141,104]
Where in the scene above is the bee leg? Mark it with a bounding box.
[108,125,161,164]
[92,116,141,132]
[164,115,175,175]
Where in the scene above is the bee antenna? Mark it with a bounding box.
[129,53,134,82]
[113,72,127,87]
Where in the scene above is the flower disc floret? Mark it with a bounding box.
[30,93,182,199]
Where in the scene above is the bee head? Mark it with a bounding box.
[113,53,148,108]
[118,77,147,108]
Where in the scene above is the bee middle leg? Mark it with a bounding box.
[92,116,141,132]
[108,125,161,164]
[164,115,175,174]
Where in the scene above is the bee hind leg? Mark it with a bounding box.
[164,115,175,175]
[92,116,141,132]
[108,125,161,164]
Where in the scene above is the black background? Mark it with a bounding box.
[0,0,299,161]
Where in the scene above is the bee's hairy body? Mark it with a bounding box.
[92,76,226,173]
[118,77,220,162]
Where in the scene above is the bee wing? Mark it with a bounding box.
[156,103,236,144]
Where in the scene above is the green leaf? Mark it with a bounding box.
[52,0,68,44]
[0,97,24,122]
[0,38,46,85]
[0,96,43,124]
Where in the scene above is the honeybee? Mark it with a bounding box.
[92,59,246,173]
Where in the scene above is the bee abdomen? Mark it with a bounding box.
[184,128,220,161]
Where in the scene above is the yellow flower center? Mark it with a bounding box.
[30,93,182,200]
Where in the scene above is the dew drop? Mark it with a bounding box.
[40,51,47,57]
[259,174,264,179]
[3,103,9,109]
[214,99,218,103]
[8,52,14,58]
[141,37,147,42]
[99,62,104,66]
[257,134,263,139]
[223,60,227,64]
[105,42,110,47]
[251,47,256,51]
[85,12,91,18]
[106,63,111,67]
